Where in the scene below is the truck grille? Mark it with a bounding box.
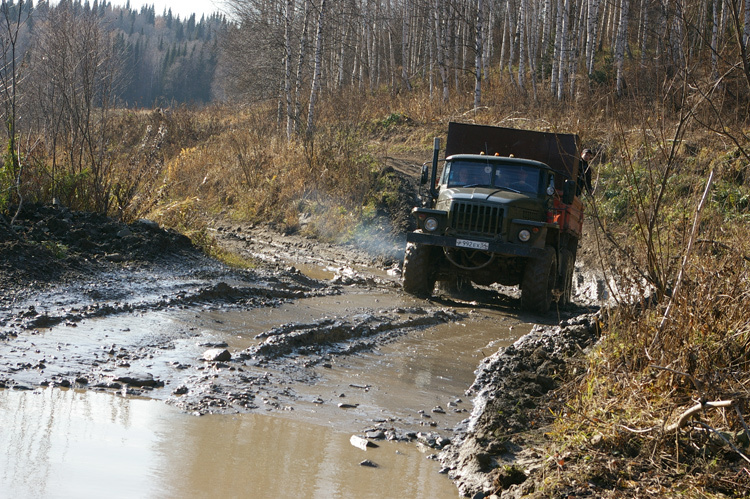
[449,202,503,238]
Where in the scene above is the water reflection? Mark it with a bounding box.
[0,389,459,498]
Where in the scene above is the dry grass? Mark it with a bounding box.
[545,112,750,495]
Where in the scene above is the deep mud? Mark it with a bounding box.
[439,315,602,498]
[1,201,605,497]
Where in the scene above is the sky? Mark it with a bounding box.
[110,0,224,20]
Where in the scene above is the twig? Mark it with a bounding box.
[696,239,750,263]
[649,364,705,398]
[695,421,750,465]
[652,169,715,348]
[664,400,734,433]
[735,405,750,437]
[618,424,658,434]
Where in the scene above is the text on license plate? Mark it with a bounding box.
[456,239,489,250]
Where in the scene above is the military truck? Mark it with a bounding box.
[402,122,584,313]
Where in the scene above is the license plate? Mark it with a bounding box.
[456,239,489,250]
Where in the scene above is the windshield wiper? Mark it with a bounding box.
[487,186,521,196]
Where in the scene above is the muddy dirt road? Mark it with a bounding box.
[0,203,601,497]
[0,209,553,424]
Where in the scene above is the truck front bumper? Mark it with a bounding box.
[406,232,545,259]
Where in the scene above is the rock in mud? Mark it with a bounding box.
[203,348,232,362]
[113,372,162,388]
[350,435,378,450]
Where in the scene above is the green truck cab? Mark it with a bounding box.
[403,122,584,313]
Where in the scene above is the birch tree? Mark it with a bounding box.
[614,0,629,96]
[284,0,295,139]
[295,0,310,134]
[401,0,412,90]
[518,0,527,90]
[551,0,562,93]
[474,0,483,108]
[711,0,720,81]
[307,0,326,135]
[556,0,570,100]
[434,0,449,101]
[0,0,25,208]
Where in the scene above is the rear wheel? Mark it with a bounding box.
[402,242,437,297]
[520,246,557,313]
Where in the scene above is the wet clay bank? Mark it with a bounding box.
[0,203,602,497]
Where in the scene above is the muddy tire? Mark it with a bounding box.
[403,242,437,297]
[520,246,557,313]
[557,248,575,306]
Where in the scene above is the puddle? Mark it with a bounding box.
[0,388,459,498]
[291,311,529,433]
[0,280,535,498]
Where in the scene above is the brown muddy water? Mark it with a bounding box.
[0,389,454,498]
[0,287,533,498]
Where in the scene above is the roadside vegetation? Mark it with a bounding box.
[1,0,750,496]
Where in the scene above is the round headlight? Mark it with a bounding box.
[424,217,439,232]
[518,229,531,242]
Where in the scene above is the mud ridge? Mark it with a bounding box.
[439,313,602,498]
[3,280,339,333]
[243,308,464,360]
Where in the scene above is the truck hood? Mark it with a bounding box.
[440,187,538,204]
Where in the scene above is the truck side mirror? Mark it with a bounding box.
[420,164,429,185]
[563,180,576,204]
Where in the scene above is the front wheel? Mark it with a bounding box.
[520,246,557,313]
[402,242,437,297]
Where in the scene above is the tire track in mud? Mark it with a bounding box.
[6,278,338,333]
[244,308,463,360]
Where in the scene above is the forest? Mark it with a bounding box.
[1,0,746,215]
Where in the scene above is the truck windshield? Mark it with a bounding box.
[445,160,541,195]
[493,164,541,194]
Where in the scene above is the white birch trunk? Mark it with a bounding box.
[401,0,412,90]
[337,16,348,87]
[614,0,629,96]
[484,0,492,79]
[475,0,483,108]
[499,6,508,81]
[610,0,620,50]
[434,0,449,101]
[711,0,719,80]
[518,0,526,90]
[557,0,569,99]
[586,0,599,75]
[570,0,584,98]
[385,0,397,90]
[294,0,310,134]
[284,0,295,139]
[454,13,461,90]
[551,0,563,93]
[638,0,648,66]
[508,4,517,78]
[542,0,553,56]
[528,0,539,99]
[307,0,326,134]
